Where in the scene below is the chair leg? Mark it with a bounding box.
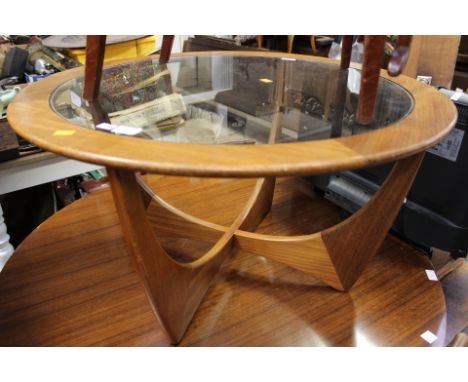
[287,35,295,53]
[83,35,106,101]
[310,35,317,55]
[340,35,353,69]
[257,35,263,49]
[388,35,413,76]
[159,35,175,64]
[357,35,386,125]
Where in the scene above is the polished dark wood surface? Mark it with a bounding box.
[0,176,447,346]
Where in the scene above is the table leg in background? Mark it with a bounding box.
[0,203,14,271]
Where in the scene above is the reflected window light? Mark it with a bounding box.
[354,328,378,347]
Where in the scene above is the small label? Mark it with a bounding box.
[451,92,463,101]
[95,123,142,136]
[427,128,464,162]
[111,125,142,136]
[416,75,432,85]
[96,123,114,131]
[70,91,82,107]
[425,269,438,281]
[53,130,75,136]
[420,330,438,344]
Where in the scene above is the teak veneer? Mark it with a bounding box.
[6,51,457,344]
[7,52,456,177]
[0,176,448,346]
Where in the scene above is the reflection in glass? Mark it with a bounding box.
[50,54,414,145]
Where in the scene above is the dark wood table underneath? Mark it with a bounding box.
[0,175,447,346]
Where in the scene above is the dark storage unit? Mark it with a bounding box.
[313,89,468,258]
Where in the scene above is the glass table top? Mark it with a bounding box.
[50,54,414,145]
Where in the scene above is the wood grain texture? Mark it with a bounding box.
[7,51,457,177]
[0,176,447,346]
[130,152,425,293]
[403,36,461,88]
[108,168,277,343]
[441,262,468,344]
[322,152,425,289]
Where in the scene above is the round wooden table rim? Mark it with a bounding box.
[7,51,458,177]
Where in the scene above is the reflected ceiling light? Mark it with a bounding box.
[259,78,273,83]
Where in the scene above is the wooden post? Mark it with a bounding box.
[340,35,353,69]
[83,35,106,101]
[159,35,175,64]
[357,35,386,125]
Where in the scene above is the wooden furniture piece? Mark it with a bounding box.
[0,175,449,346]
[257,35,318,55]
[403,35,461,88]
[7,50,457,344]
[340,35,414,125]
[0,151,102,270]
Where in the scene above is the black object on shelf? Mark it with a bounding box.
[0,118,19,162]
[1,47,28,79]
[312,88,468,258]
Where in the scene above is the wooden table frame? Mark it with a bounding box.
[7,50,457,344]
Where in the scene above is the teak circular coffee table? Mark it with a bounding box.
[7,52,457,344]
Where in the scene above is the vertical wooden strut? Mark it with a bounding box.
[83,35,106,101]
[159,35,175,64]
[357,35,386,125]
[340,35,353,70]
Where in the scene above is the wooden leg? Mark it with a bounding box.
[310,35,318,55]
[108,168,276,344]
[340,35,353,69]
[83,100,110,125]
[83,35,106,101]
[235,152,425,291]
[287,35,295,53]
[388,35,413,76]
[257,35,263,49]
[138,153,423,294]
[159,35,175,64]
[357,35,386,125]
